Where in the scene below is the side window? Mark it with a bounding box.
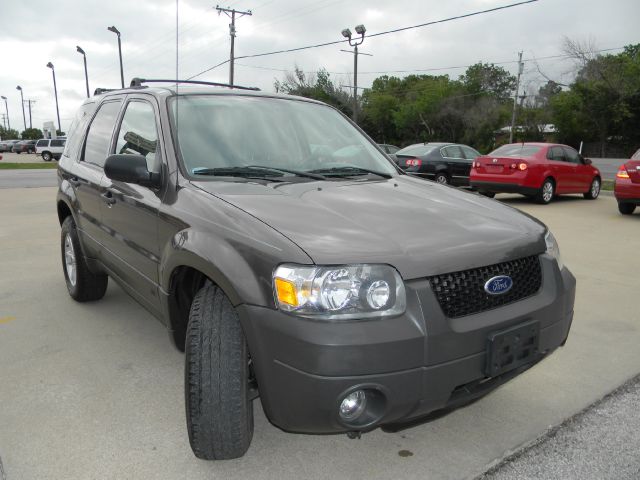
[115,101,160,173]
[83,101,122,168]
[547,147,565,162]
[36,140,48,147]
[387,145,400,154]
[51,139,65,147]
[63,103,96,160]
[442,146,463,158]
[461,146,480,159]
[562,147,580,164]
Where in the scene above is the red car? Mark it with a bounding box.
[614,149,640,215]
[470,143,601,204]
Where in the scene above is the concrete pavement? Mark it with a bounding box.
[0,188,638,480]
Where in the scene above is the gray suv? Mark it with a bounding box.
[56,79,576,460]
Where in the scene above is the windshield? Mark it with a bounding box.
[489,145,542,157]
[169,95,397,178]
[396,144,439,156]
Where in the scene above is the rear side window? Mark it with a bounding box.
[63,103,96,160]
[115,101,160,173]
[51,139,65,147]
[36,140,48,147]
[632,149,640,160]
[83,101,122,168]
[442,146,463,158]
[547,147,565,161]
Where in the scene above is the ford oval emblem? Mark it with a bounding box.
[484,275,513,295]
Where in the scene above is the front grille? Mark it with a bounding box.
[427,255,542,318]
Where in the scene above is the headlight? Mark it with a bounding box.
[545,230,563,270]
[273,264,406,319]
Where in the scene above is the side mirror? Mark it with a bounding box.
[583,157,592,165]
[104,154,160,188]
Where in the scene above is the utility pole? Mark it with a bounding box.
[509,51,523,144]
[341,25,367,123]
[215,5,252,86]
[24,100,36,129]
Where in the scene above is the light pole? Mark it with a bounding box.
[76,47,90,98]
[0,96,9,131]
[16,86,26,132]
[46,63,62,133]
[341,24,366,123]
[107,26,124,88]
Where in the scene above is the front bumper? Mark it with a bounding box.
[239,256,575,433]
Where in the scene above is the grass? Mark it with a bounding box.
[602,180,614,191]
[0,162,58,170]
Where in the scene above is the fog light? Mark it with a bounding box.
[339,390,367,420]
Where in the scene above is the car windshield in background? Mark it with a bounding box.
[169,95,396,178]
[489,145,542,157]
[396,145,439,156]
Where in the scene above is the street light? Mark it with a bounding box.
[76,46,90,98]
[341,24,366,123]
[107,26,124,88]
[0,96,9,131]
[16,86,26,131]
[46,62,62,133]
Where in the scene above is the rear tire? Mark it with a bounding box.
[185,281,253,460]
[434,173,449,185]
[42,152,52,162]
[535,178,555,204]
[61,216,108,302]
[618,202,636,215]
[584,177,600,200]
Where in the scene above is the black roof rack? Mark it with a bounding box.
[129,78,260,91]
[94,87,119,96]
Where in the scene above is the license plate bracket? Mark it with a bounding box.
[485,320,539,377]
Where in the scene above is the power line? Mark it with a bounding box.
[188,0,539,79]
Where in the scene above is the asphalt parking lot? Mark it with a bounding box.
[0,187,639,480]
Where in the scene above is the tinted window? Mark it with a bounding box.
[386,145,400,154]
[396,144,439,156]
[461,146,480,159]
[547,147,565,161]
[490,145,542,157]
[51,139,65,147]
[63,103,96,159]
[442,145,463,158]
[115,101,160,173]
[83,101,122,167]
[562,147,580,164]
[36,140,48,147]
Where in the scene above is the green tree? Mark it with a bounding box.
[0,126,20,139]
[20,128,44,140]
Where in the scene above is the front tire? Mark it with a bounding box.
[618,202,636,215]
[185,282,253,460]
[584,177,600,200]
[61,216,108,301]
[535,178,555,204]
[42,152,52,162]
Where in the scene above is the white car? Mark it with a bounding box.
[35,138,66,161]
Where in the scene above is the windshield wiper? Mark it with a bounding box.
[191,165,327,181]
[308,166,392,179]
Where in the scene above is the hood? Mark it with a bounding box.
[191,175,547,279]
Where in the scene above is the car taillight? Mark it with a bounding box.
[616,165,630,179]
[406,158,422,167]
[517,162,528,171]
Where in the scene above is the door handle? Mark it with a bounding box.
[101,190,116,206]
[68,176,81,187]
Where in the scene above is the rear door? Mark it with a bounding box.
[68,100,123,257]
[99,96,164,313]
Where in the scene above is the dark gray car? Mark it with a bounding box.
[396,142,481,186]
[56,80,575,461]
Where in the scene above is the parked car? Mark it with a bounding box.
[35,138,67,161]
[377,143,401,162]
[0,139,21,152]
[57,81,575,460]
[12,140,37,154]
[614,148,640,215]
[470,143,601,204]
[394,142,481,186]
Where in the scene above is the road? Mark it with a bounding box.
[0,169,57,188]
[0,188,638,480]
